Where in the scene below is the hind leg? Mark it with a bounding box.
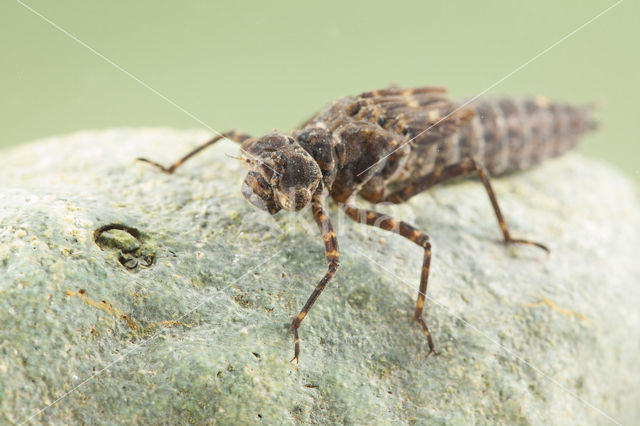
[384,158,549,253]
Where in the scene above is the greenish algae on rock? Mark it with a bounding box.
[1,128,639,424]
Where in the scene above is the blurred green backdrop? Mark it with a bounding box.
[1,0,638,185]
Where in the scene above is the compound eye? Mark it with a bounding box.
[241,171,281,214]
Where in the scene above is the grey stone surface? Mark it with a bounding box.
[1,128,639,425]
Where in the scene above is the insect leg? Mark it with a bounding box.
[342,205,437,356]
[136,130,251,174]
[290,190,340,364]
[384,158,549,253]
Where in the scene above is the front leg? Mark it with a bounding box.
[290,189,340,364]
[136,130,252,174]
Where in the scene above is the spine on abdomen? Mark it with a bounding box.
[457,97,596,175]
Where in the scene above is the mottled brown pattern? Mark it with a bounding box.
[137,86,595,363]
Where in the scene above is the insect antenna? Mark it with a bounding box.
[224,153,244,161]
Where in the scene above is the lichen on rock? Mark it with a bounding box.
[1,128,639,424]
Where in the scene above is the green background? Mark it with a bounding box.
[1,1,638,186]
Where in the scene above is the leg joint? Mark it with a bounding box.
[328,260,340,272]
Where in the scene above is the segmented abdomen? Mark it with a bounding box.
[459,97,594,174]
[474,97,595,174]
[400,96,596,180]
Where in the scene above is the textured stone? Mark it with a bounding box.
[1,129,638,424]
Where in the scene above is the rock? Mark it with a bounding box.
[1,128,638,424]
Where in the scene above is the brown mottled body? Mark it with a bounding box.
[295,89,594,204]
[137,86,595,363]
